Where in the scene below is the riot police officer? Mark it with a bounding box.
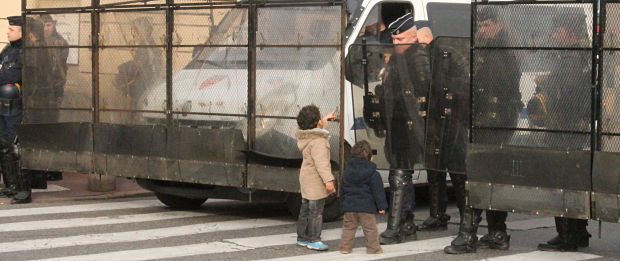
[533,14,591,252]
[378,13,431,245]
[445,8,521,254]
[0,16,32,204]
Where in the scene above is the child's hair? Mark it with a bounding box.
[297,105,321,130]
[351,140,373,160]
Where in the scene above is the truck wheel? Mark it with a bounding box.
[286,194,342,222]
[155,192,207,209]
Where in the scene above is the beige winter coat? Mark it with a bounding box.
[296,128,335,200]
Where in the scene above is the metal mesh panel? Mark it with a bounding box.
[172,114,247,138]
[24,110,92,124]
[473,129,590,150]
[606,4,620,48]
[473,4,592,48]
[26,0,91,9]
[25,13,91,47]
[601,136,620,153]
[100,111,165,125]
[173,8,248,46]
[256,47,340,118]
[602,4,620,153]
[99,48,166,116]
[172,47,248,115]
[257,6,341,46]
[23,48,92,112]
[99,11,166,46]
[602,51,620,135]
[100,0,166,6]
[254,118,340,161]
[472,48,591,146]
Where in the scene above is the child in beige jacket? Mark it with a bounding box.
[295,105,337,251]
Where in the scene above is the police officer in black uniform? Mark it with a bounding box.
[378,13,431,245]
[533,14,591,252]
[445,8,521,254]
[0,16,32,204]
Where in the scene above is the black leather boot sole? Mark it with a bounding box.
[444,244,476,254]
[538,242,578,252]
[417,216,449,231]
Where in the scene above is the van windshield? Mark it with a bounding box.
[184,7,340,71]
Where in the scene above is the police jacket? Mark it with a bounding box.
[340,157,388,213]
[0,40,22,86]
[426,38,470,173]
[473,31,522,128]
[381,44,431,167]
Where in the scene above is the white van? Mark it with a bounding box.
[138,0,471,190]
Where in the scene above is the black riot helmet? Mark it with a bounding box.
[0,83,22,116]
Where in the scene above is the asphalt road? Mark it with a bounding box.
[0,196,617,261]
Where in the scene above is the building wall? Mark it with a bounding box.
[0,0,22,50]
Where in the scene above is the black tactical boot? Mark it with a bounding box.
[478,231,510,250]
[1,149,18,198]
[11,169,32,205]
[380,169,415,244]
[538,217,577,252]
[401,212,417,239]
[47,171,63,181]
[546,233,590,248]
[444,207,482,254]
[11,191,31,204]
[419,171,449,231]
[418,214,450,231]
[478,210,510,250]
[30,170,48,190]
[0,187,16,198]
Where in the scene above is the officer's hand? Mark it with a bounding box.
[378,210,386,215]
[325,181,336,193]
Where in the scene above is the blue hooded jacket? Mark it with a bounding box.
[341,157,388,213]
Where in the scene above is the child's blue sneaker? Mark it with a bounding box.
[306,241,329,251]
[296,241,309,247]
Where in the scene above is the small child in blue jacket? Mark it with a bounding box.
[339,140,388,254]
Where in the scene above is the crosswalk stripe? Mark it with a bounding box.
[225,223,388,248]
[32,223,390,261]
[0,211,212,232]
[0,218,292,254]
[0,199,163,218]
[34,241,253,261]
[480,250,601,261]
[256,236,455,261]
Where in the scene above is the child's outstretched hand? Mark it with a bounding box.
[323,109,337,122]
[325,181,336,193]
[378,210,386,214]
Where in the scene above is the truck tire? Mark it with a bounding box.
[155,192,207,209]
[286,193,342,222]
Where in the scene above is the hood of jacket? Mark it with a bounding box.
[296,128,329,151]
[343,157,377,184]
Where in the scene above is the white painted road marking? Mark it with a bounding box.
[0,218,292,254]
[256,236,456,261]
[480,250,601,261]
[32,223,388,261]
[34,241,253,261]
[0,211,212,232]
[0,199,164,218]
